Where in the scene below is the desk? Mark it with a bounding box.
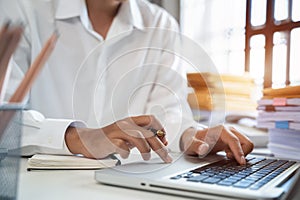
[15,124,272,200]
[16,148,298,200]
[17,157,193,200]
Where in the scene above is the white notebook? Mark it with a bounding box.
[27,154,119,170]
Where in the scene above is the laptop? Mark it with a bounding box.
[95,152,300,200]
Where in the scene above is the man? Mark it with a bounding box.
[0,0,253,164]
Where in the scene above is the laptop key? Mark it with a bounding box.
[213,174,228,179]
[217,181,234,186]
[201,177,221,184]
[233,180,253,188]
[187,175,209,182]
[221,177,239,184]
[249,182,265,190]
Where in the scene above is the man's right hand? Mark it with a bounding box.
[65,115,172,163]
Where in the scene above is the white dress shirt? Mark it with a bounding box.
[0,0,200,155]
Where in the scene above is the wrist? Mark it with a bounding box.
[65,126,83,154]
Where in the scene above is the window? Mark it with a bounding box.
[181,0,300,88]
[181,0,246,75]
[245,0,300,88]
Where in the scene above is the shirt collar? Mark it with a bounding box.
[54,0,144,30]
[54,0,83,19]
[119,0,144,30]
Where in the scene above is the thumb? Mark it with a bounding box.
[185,138,210,157]
[196,142,210,157]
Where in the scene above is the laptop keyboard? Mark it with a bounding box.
[170,156,296,190]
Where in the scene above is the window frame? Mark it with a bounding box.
[245,0,300,88]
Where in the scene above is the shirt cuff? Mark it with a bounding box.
[21,111,86,156]
[40,119,87,155]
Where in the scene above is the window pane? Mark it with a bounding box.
[251,0,267,26]
[292,0,300,21]
[228,51,245,75]
[290,28,300,85]
[250,35,265,84]
[228,32,245,75]
[180,0,246,74]
[275,0,289,21]
[272,32,287,88]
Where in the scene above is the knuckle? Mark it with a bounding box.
[114,140,125,147]
[131,130,143,138]
[118,120,129,126]
[123,129,140,138]
[216,124,225,130]
[148,115,158,125]
[148,114,157,124]
[248,141,254,151]
[116,120,131,130]
[148,114,155,120]
[144,147,151,153]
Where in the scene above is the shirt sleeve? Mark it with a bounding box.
[0,2,81,156]
[21,110,86,156]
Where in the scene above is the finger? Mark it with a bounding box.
[111,130,151,161]
[126,142,135,149]
[160,136,168,146]
[113,119,171,163]
[131,115,167,141]
[131,115,164,131]
[146,136,173,163]
[112,139,130,159]
[228,140,245,165]
[222,127,246,165]
[229,127,254,156]
[117,121,170,161]
[132,115,168,145]
[224,147,234,159]
[134,126,172,163]
[148,127,168,146]
[116,117,168,146]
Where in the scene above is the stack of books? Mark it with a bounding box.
[256,85,300,160]
[187,72,259,111]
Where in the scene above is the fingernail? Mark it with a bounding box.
[240,156,246,165]
[198,143,209,156]
[142,153,151,161]
[165,154,173,163]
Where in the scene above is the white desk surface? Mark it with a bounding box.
[16,146,275,200]
[17,157,195,200]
